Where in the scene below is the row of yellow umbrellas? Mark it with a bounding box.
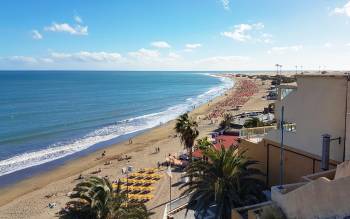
[129,172,161,179]
[112,184,155,192]
[128,194,154,200]
[138,168,157,173]
[113,167,161,203]
[119,178,157,184]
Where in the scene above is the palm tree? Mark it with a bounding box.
[219,113,233,130]
[175,113,199,162]
[59,176,151,219]
[180,146,265,219]
[195,136,213,151]
[243,117,266,128]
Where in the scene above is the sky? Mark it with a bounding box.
[1,0,350,71]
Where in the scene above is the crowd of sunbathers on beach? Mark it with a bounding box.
[207,80,259,120]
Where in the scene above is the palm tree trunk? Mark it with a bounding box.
[189,147,193,163]
[188,146,193,183]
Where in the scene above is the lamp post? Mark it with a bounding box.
[123,166,132,205]
[279,65,283,76]
[167,164,172,211]
[126,169,129,204]
[279,106,285,189]
[275,64,279,76]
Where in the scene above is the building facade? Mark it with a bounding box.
[239,74,350,186]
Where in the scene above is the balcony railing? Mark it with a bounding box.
[239,126,277,139]
[239,123,296,139]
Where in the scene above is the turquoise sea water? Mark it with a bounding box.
[0,71,233,179]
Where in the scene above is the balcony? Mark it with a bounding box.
[270,160,350,218]
[240,123,296,144]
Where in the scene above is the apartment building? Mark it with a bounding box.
[239,74,350,186]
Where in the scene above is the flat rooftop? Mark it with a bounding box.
[296,72,349,78]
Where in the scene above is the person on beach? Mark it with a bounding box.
[129,138,133,144]
[101,150,106,157]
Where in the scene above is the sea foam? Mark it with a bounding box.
[0,74,234,177]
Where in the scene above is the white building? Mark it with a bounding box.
[267,74,350,162]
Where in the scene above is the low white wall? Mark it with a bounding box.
[272,176,350,218]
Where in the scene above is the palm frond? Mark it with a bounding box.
[181,146,266,218]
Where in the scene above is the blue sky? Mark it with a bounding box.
[1,0,350,70]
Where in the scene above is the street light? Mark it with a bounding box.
[279,65,283,75]
[167,164,173,211]
[275,64,280,75]
[123,166,133,205]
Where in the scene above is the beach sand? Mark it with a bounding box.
[0,76,273,219]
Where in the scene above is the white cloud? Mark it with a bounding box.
[221,24,252,42]
[40,58,54,63]
[44,23,88,35]
[50,52,72,59]
[331,1,350,17]
[185,43,202,49]
[221,0,230,10]
[184,43,202,52]
[151,41,171,49]
[221,22,266,42]
[31,30,43,40]
[7,56,37,64]
[51,51,122,62]
[323,42,333,48]
[196,55,249,63]
[74,15,83,24]
[260,33,273,43]
[194,55,250,70]
[168,52,181,59]
[126,49,183,68]
[128,48,160,59]
[267,45,303,54]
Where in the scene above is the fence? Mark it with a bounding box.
[239,123,296,139]
[239,126,276,139]
[163,195,190,219]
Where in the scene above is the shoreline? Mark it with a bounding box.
[0,74,234,207]
[0,75,273,219]
[0,73,233,179]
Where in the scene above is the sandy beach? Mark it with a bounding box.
[0,75,273,219]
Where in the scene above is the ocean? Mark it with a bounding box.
[0,71,233,184]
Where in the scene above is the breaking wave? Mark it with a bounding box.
[0,74,234,176]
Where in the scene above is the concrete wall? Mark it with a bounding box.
[345,79,350,161]
[274,76,349,162]
[238,139,266,175]
[272,176,350,218]
[239,138,338,187]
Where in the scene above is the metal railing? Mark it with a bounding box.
[239,123,296,139]
[239,126,277,139]
[163,195,190,219]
